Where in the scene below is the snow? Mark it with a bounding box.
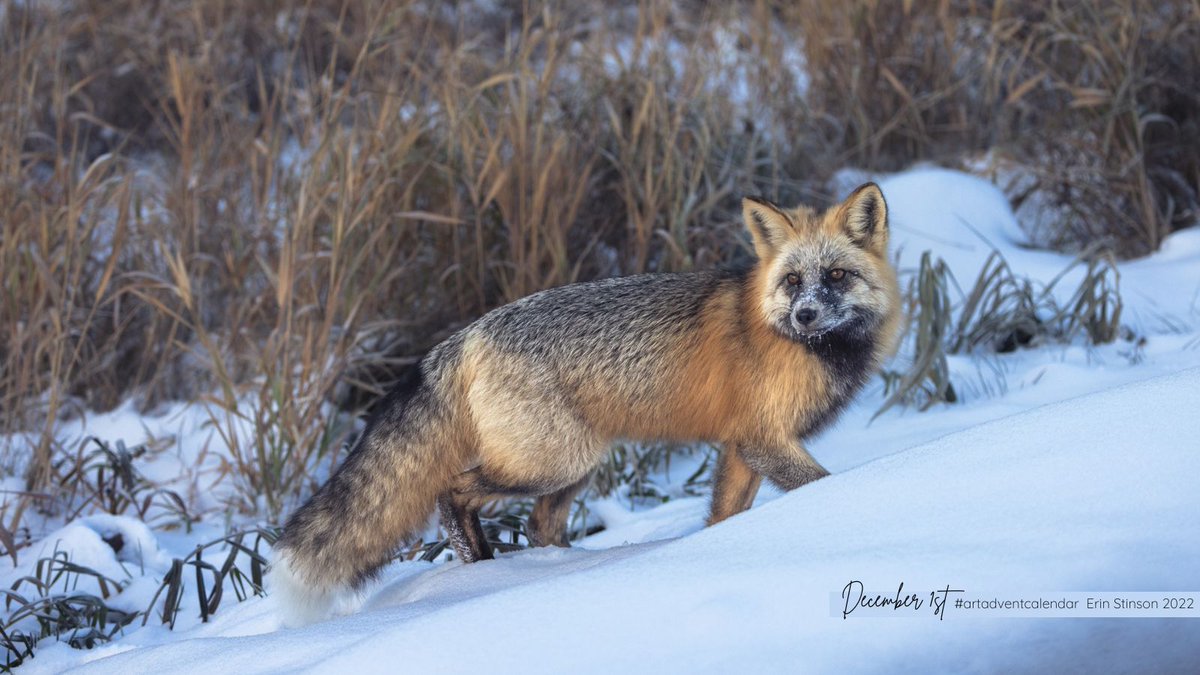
[22,367,1200,673]
[7,165,1200,672]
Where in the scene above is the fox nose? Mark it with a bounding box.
[794,307,818,325]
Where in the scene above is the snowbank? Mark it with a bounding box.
[22,367,1200,673]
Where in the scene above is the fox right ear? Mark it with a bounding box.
[742,196,795,259]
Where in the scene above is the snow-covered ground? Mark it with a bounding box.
[7,168,1200,672]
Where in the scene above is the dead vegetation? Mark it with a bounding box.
[1,0,1195,523]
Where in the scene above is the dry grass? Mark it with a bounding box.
[878,245,1123,413]
[1,0,1195,522]
[796,0,1200,254]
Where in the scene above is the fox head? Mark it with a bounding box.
[742,183,900,348]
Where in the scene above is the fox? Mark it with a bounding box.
[269,183,902,625]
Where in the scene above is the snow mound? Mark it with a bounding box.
[11,514,171,588]
[2,514,173,623]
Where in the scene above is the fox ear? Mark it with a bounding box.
[742,196,795,259]
[839,182,888,254]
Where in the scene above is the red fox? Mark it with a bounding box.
[270,183,902,625]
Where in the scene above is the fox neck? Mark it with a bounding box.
[798,315,880,393]
[739,267,883,438]
[797,316,882,437]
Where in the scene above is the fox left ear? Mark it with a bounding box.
[839,183,888,254]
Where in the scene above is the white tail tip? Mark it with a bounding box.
[267,550,362,628]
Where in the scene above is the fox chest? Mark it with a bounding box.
[755,343,877,443]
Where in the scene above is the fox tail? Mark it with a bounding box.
[268,350,471,626]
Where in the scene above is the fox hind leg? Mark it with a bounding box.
[527,472,592,548]
[707,445,762,526]
[438,466,567,562]
[440,461,598,559]
[437,467,515,563]
[436,491,493,563]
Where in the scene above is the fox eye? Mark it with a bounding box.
[827,268,847,282]
[785,273,800,286]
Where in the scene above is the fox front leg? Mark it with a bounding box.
[707,445,762,526]
[740,442,830,492]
